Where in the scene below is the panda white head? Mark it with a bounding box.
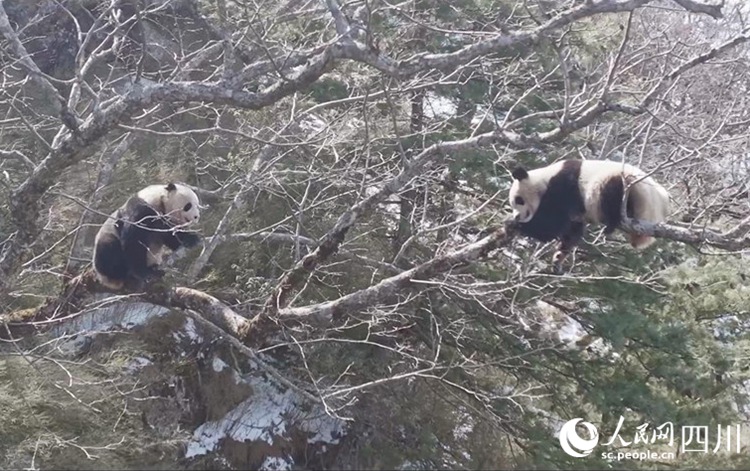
[508,166,546,223]
[138,183,200,226]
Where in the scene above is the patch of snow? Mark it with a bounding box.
[299,114,327,135]
[344,118,365,131]
[545,410,568,439]
[186,391,293,456]
[186,357,346,459]
[453,406,474,441]
[260,456,293,471]
[425,93,457,120]
[398,461,422,470]
[208,357,244,384]
[558,317,586,343]
[739,380,750,417]
[211,357,245,384]
[364,185,380,198]
[125,356,152,374]
[471,105,507,127]
[452,198,474,220]
[711,314,750,341]
[582,298,603,312]
[212,357,229,372]
[299,411,345,445]
[50,301,170,337]
[55,334,92,357]
[488,175,506,188]
[454,422,473,441]
[183,317,201,342]
[184,438,212,459]
[173,317,202,344]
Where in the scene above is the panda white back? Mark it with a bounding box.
[577,160,670,242]
[578,160,641,224]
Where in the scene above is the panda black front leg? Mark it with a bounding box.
[553,221,585,273]
[160,230,201,251]
[145,265,166,280]
[176,230,201,249]
[123,236,158,280]
[122,266,165,291]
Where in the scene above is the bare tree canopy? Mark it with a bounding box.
[2,0,750,469]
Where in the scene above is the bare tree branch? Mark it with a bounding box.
[0,149,34,169]
[259,96,646,316]
[63,134,133,275]
[621,217,750,251]
[275,221,518,325]
[671,0,724,19]
[0,2,65,116]
[0,47,338,291]
[344,0,724,78]
[641,28,750,107]
[272,212,750,328]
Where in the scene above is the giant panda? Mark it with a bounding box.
[92,183,202,290]
[508,159,670,267]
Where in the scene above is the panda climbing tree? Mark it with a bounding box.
[92,183,203,290]
[507,159,671,271]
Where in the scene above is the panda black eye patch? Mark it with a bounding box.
[514,196,525,205]
[183,203,193,212]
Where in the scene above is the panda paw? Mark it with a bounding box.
[123,278,143,291]
[553,250,566,264]
[552,251,567,274]
[125,267,165,289]
[177,231,202,248]
[147,267,166,279]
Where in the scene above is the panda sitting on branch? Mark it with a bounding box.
[508,159,670,271]
[92,183,203,290]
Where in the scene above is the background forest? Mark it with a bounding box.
[1,0,750,469]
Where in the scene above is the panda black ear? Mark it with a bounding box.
[511,167,529,180]
[165,183,176,192]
